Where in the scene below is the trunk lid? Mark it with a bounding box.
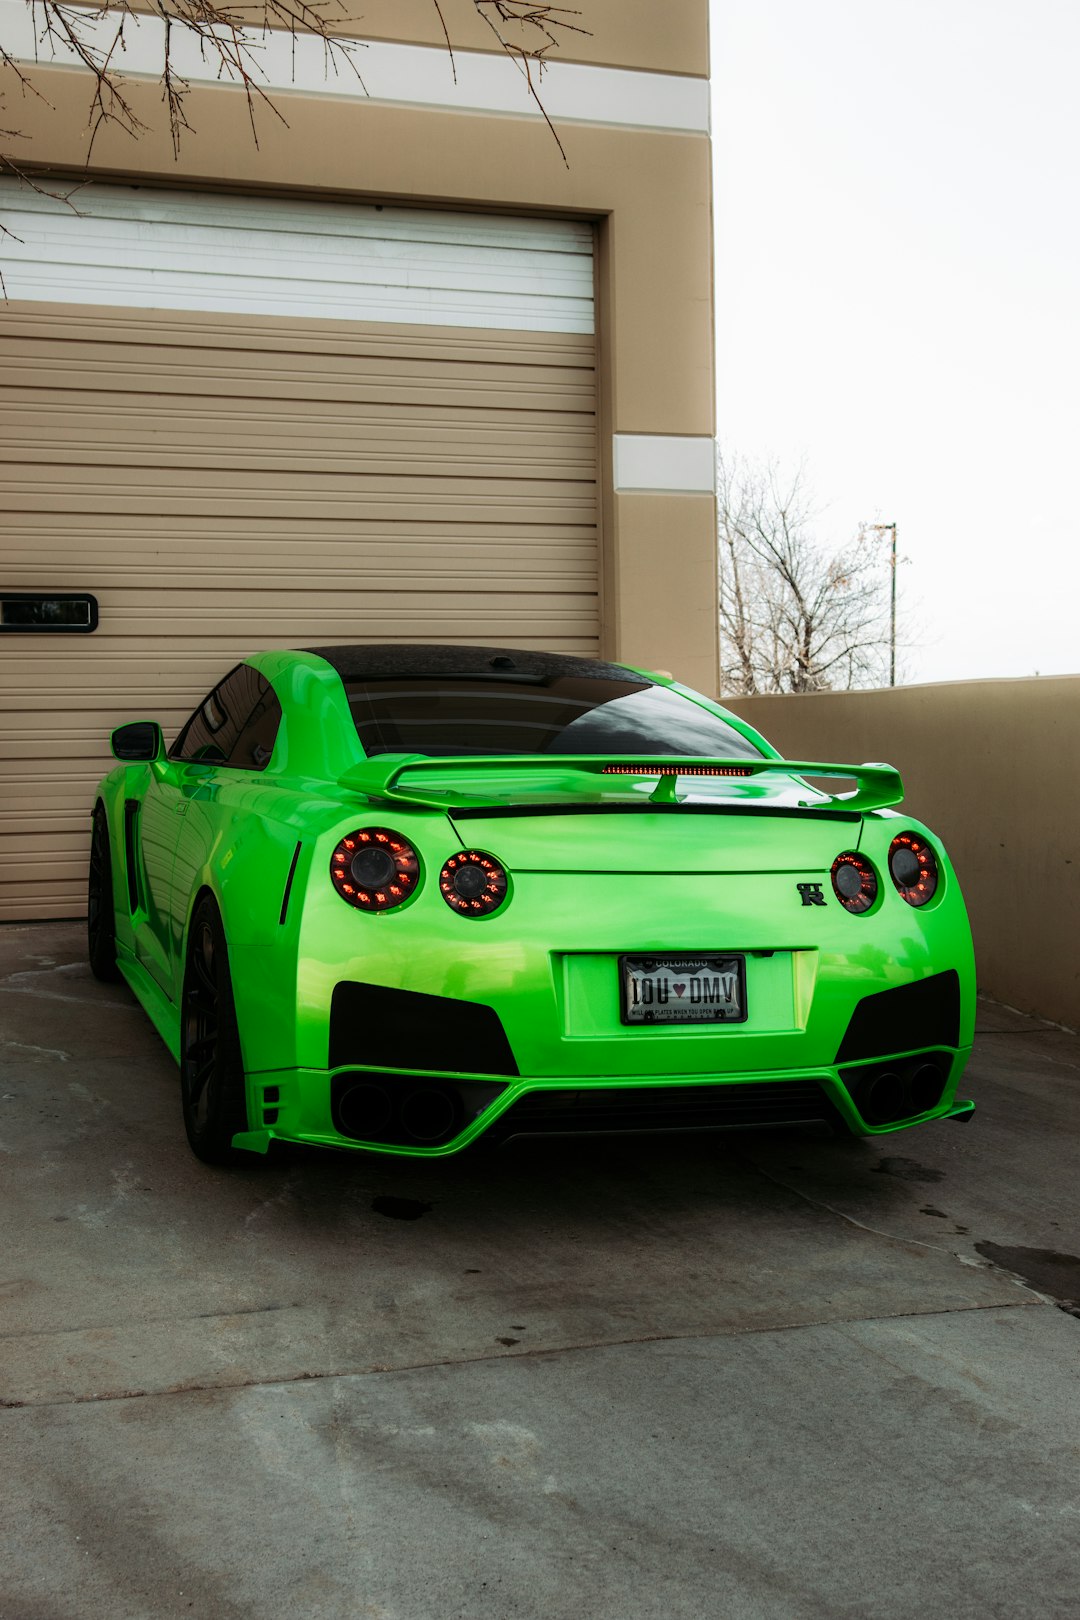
[447,801,860,874]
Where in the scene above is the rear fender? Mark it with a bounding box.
[177,880,302,1078]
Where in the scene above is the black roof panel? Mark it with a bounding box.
[304,643,654,685]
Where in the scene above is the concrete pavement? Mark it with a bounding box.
[2,921,1078,1619]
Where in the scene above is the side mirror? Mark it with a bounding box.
[111,721,165,763]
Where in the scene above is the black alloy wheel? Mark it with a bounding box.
[180,896,249,1164]
[87,804,121,983]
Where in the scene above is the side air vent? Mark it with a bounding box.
[123,802,142,912]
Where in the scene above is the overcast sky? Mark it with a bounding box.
[710,0,1080,685]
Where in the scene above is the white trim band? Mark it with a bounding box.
[613,435,716,494]
[0,0,710,135]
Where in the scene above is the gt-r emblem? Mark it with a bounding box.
[797,882,827,906]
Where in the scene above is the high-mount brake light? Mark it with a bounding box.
[889,832,939,906]
[439,850,509,918]
[600,763,753,778]
[331,828,419,912]
[831,851,878,914]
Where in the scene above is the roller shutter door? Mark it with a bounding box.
[0,183,597,919]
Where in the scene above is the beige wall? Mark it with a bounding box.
[239,0,711,75]
[8,0,718,694]
[726,680,1080,1029]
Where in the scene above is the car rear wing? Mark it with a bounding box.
[338,754,905,814]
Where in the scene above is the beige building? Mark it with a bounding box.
[0,0,717,919]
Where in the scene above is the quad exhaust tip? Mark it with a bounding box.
[337,1077,463,1145]
[332,1072,506,1148]
[844,1053,950,1127]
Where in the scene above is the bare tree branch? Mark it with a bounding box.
[717,452,895,695]
[1,0,586,172]
[471,3,588,168]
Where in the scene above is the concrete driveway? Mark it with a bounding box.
[2,921,1078,1620]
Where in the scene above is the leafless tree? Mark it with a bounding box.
[1,0,585,176]
[717,453,893,695]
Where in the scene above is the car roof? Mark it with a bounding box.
[303,643,657,685]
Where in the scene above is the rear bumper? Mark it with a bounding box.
[232,1044,975,1157]
[228,831,977,1157]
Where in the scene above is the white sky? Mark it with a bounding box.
[710,0,1080,684]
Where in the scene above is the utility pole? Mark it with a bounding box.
[865,522,897,687]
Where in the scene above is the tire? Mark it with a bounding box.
[87,803,121,983]
[180,895,249,1165]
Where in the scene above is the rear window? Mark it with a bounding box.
[342,675,764,760]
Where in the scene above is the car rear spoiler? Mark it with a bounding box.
[338,754,904,814]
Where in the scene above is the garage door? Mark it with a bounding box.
[0,182,597,919]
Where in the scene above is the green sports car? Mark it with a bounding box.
[88,644,976,1163]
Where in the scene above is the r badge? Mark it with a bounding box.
[797,882,826,906]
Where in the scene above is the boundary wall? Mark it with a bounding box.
[726,679,1080,1029]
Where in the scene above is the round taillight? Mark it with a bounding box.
[889,832,939,906]
[439,850,509,917]
[330,828,419,911]
[830,851,878,913]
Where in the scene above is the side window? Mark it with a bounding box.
[228,682,282,772]
[170,665,267,766]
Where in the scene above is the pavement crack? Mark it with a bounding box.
[0,1040,71,1061]
[740,1155,997,1269]
[976,1028,1072,1039]
[0,1302,303,1342]
[0,1297,1046,1413]
[0,985,141,1011]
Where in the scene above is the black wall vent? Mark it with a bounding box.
[1,593,98,632]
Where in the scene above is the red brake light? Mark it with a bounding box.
[439,850,509,917]
[331,828,419,911]
[831,851,878,914]
[889,833,939,906]
[601,764,753,777]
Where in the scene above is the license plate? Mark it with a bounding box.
[619,954,747,1025]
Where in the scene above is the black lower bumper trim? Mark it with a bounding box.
[488,1080,832,1142]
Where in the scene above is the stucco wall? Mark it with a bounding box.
[725,680,1080,1029]
[4,0,719,694]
